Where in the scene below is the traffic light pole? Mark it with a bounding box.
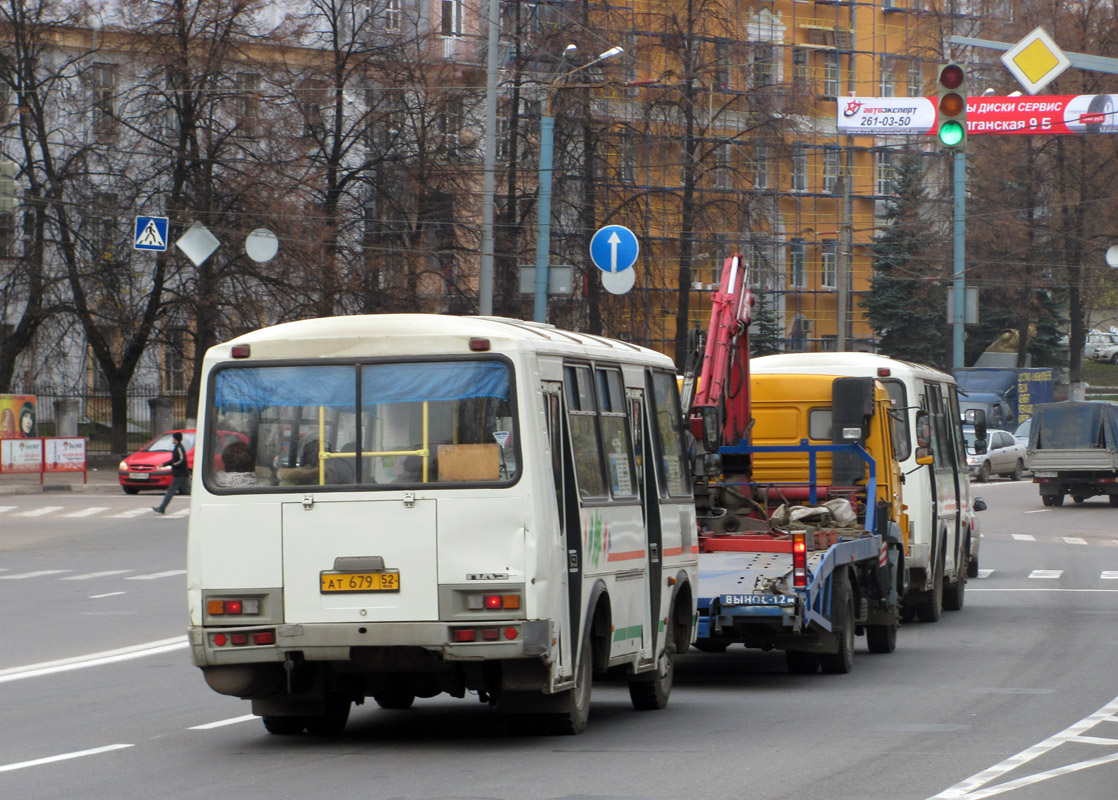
[951,150,966,370]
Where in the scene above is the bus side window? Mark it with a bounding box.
[564,364,606,498]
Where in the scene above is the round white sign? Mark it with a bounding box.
[1107,245,1118,268]
[602,268,636,295]
[245,228,279,263]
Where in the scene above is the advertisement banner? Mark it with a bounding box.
[44,437,87,473]
[0,394,36,438]
[836,94,1118,136]
[1,438,43,474]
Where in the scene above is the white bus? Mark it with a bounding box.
[750,353,983,622]
[187,314,697,735]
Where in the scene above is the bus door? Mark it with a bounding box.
[629,383,662,661]
[543,380,577,679]
[923,382,962,568]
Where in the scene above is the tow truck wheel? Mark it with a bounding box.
[819,574,855,674]
[785,650,820,674]
[628,617,674,711]
[866,622,897,654]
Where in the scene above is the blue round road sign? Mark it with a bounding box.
[590,225,639,273]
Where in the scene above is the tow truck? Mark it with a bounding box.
[684,254,922,673]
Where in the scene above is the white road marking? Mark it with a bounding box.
[62,570,133,581]
[1012,534,1036,541]
[0,636,189,684]
[125,569,186,581]
[168,508,190,518]
[89,592,126,599]
[1063,537,1088,545]
[0,505,17,514]
[0,569,71,580]
[63,506,110,518]
[1102,572,1118,580]
[15,506,63,517]
[977,569,994,579]
[189,715,256,730]
[929,693,1118,799]
[110,508,151,519]
[1028,570,1062,579]
[0,744,133,774]
[1023,510,1048,514]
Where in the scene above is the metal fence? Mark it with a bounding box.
[20,389,192,454]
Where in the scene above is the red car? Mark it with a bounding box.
[118,429,246,494]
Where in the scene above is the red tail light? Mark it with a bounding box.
[792,532,807,588]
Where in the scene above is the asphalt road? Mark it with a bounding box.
[1,481,1117,800]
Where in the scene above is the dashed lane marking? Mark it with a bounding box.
[1102,572,1118,580]
[0,506,17,515]
[0,744,134,774]
[110,508,152,519]
[15,506,63,517]
[125,570,186,581]
[189,715,256,730]
[63,507,110,518]
[1063,537,1088,545]
[1028,570,1063,579]
[62,570,133,581]
[977,569,995,579]
[1012,534,1036,541]
[0,569,72,580]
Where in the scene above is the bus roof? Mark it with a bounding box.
[207,314,676,367]
[751,352,954,384]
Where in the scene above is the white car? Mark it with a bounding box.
[1085,330,1118,360]
[1093,342,1118,364]
[965,427,1027,482]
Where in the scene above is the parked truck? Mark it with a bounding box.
[952,367,1055,431]
[1027,401,1118,507]
[684,255,908,673]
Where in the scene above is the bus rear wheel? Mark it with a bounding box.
[628,619,674,710]
[548,642,593,734]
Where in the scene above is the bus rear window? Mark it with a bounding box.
[204,359,519,491]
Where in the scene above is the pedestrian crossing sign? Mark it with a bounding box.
[134,216,169,252]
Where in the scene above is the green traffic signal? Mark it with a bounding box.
[938,120,965,147]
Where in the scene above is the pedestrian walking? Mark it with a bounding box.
[153,431,190,514]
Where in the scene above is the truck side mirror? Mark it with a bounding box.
[915,410,934,465]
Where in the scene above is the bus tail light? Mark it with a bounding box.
[467,593,522,611]
[451,626,519,643]
[210,628,276,648]
[207,598,261,616]
[792,532,807,588]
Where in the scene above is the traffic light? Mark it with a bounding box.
[0,160,17,213]
[936,64,967,150]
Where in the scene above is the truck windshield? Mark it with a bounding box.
[203,359,519,490]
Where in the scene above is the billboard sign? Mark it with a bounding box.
[837,94,1118,136]
[0,394,36,438]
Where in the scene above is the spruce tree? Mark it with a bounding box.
[862,149,950,369]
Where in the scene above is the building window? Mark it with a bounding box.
[440,95,464,154]
[713,141,731,190]
[752,144,769,190]
[91,62,116,133]
[822,147,840,193]
[385,0,401,31]
[619,130,636,184]
[753,44,775,88]
[441,0,462,36]
[790,238,806,288]
[875,149,895,196]
[791,145,807,193]
[232,72,258,136]
[92,192,119,263]
[823,52,840,97]
[908,65,924,97]
[821,240,837,289]
[879,59,895,96]
[166,328,188,393]
[792,48,809,84]
[714,41,731,91]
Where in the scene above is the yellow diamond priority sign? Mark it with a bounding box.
[1001,27,1071,95]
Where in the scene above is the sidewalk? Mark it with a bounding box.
[0,455,125,495]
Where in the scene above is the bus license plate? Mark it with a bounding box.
[320,571,400,593]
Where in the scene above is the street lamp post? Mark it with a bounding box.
[533,45,623,324]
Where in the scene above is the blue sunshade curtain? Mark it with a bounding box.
[214,361,509,410]
[361,362,510,404]
[215,366,356,410]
